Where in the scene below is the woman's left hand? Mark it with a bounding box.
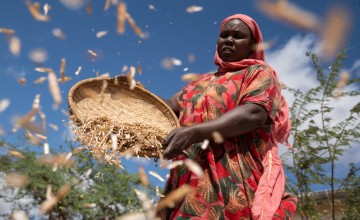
[162,126,199,160]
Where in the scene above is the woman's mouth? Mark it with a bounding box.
[222,47,233,52]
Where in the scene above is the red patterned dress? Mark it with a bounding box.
[158,64,297,219]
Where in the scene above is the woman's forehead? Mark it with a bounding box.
[222,19,249,32]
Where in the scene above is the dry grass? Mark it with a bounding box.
[71,117,166,168]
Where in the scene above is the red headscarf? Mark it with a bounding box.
[214,14,292,148]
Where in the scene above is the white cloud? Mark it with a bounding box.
[266,34,359,165]
[267,34,319,94]
[0,173,40,217]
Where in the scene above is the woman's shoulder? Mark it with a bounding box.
[247,61,273,70]
[245,61,275,75]
[241,62,277,82]
[244,64,267,73]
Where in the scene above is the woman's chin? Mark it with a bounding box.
[220,55,233,62]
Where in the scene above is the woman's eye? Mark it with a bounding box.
[233,33,242,39]
[219,31,243,39]
[219,33,228,38]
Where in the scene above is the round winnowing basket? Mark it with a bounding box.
[68,76,179,163]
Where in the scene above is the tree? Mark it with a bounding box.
[0,139,156,219]
[283,48,360,220]
[342,163,360,220]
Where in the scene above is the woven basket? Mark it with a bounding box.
[68,76,179,161]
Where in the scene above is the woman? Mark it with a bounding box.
[158,14,297,220]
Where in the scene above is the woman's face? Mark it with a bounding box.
[217,19,253,62]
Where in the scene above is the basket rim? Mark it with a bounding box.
[67,76,180,128]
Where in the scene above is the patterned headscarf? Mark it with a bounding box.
[214,14,265,72]
[214,14,292,148]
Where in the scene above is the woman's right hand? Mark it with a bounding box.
[162,126,199,160]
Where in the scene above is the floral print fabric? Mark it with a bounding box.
[158,64,297,220]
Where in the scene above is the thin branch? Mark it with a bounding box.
[335,166,360,194]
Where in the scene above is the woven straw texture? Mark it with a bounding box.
[68,76,179,160]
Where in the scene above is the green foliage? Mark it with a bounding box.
[342,163,360,220]
[0,141,155,219]
[284,48,360,220]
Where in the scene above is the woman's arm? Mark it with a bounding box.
[195,103,268,140]
[162,91,182,117]
[163,103,268,159]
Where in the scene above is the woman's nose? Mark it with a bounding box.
[224,36,234,45]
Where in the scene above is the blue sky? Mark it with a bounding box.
[0,0,359,190]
